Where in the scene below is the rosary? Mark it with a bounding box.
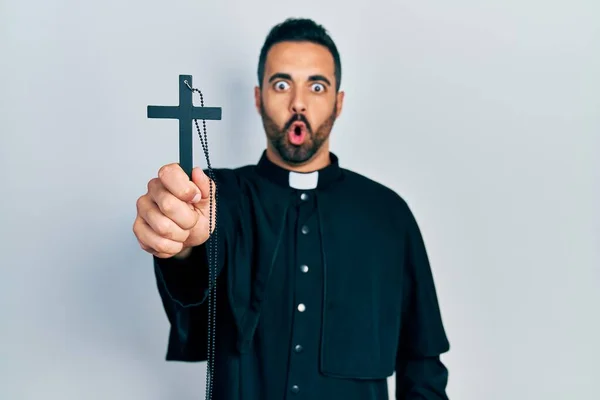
[148,75,222,400]
[187,80,219,400]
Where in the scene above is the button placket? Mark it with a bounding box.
[286,192,320,399]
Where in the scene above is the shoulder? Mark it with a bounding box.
[339,168,412,213]
[340,169,428,245]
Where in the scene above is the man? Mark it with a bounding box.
[133,18,450,400]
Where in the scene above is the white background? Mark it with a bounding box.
[1,0,599,399]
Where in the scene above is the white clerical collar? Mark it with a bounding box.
[289,170,319,190]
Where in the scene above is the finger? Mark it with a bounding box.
[158,163,202,203]
[133,216,184,257]
[191,167,215,202]
[141,201,190,243]
[147,179,199,230]
[134,217,163,255]
[138,240,170,259]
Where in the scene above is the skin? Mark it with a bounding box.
[255,41,344,172]
[133,40,344,258]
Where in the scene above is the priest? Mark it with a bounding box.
[133,17,450,400]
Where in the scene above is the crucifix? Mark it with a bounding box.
[147,74,221,400]
[147,74,222,178]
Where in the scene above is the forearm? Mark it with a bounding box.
[153,244,211,308]
[396,355,449,399]
[395,203,450,399]
[153,245,215,362]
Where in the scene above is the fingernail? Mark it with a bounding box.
[192,193,202,203]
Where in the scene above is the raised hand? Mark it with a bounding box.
[133,163,216,259]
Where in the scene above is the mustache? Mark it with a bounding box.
[283,113,312,133]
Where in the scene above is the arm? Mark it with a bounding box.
[135,164,237,361]
[395,207,450,399]
[152,169,237,361]
[152,240,226,362]
[153,167,235,311]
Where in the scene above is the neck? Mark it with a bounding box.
[266,142,331,173]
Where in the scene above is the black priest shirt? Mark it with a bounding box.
[152,151,450,400]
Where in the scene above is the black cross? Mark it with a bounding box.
[147,74,222,178]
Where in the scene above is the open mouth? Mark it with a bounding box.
[288,122,307,145]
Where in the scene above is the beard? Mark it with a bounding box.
[260,99,337,165]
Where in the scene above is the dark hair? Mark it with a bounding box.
[257,18,342,91]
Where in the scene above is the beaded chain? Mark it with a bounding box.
[184,79,219,400]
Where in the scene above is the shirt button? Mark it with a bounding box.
[297,303,306,312]
[291,385,300,394]
[294,344,303,353]
[300,193,309,201]
[301,225,309,234]
[300,264,309,273]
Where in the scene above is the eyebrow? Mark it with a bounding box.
[268,72,332,87]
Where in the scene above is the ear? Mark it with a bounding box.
[254,86,261,114]
[335,90,345,118]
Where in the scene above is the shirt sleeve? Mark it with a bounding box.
[153,243,212,309]
[395,205,451,399]
[153,238,228,361]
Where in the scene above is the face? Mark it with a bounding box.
[255,41,344,167]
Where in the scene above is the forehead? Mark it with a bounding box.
[264,41,335,78]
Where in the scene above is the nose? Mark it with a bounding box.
[290,89,307,114]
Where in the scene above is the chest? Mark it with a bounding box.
[226,189,406,318]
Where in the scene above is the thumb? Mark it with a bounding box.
[191,167,213,202]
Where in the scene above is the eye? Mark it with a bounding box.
[274,81,290,91]
[311,83,326,93]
